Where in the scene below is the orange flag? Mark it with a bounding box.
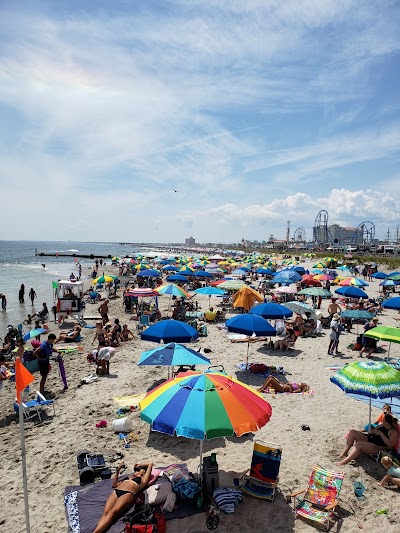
[15,358,35,403]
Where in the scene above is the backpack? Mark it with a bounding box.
[123,504,166,533]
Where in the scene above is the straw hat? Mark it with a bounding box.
[372,317,379,322]
[332,313,340,320]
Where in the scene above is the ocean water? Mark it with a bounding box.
[0,240,135,333]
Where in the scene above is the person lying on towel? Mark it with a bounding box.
[257,376,310,394]
[93,461,153,533]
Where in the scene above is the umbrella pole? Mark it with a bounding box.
[246,340,250,369]
[199,440,204,479]
[369,396,372,428]
[386,342,391,362]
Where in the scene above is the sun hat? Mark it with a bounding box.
[332,313,340,320]
[372,317,379,322]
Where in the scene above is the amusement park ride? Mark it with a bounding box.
[312,209,375,247]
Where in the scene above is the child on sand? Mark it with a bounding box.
[378,456,400,488]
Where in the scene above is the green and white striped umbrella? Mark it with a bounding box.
[330,361,400,425]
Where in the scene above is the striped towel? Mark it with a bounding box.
[213,488,242,513]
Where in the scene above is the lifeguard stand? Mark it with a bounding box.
[55,280,84,322]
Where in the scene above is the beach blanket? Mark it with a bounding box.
[64,464,202,532]
[113,393,146,407]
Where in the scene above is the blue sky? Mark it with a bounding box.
[1,0,400,243]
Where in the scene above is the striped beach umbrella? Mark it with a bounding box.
[155,284,190,298]
[140,370,272,470]
[330,361,400,426]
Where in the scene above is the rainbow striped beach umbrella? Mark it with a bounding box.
[140,370,272,470]
[330,361,400,426]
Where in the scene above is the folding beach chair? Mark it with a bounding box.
[13,400,43,421]
[36,391,56,416]
[241,441,282,501]
[289,464,344,531]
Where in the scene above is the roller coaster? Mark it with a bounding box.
[312,210,375,246]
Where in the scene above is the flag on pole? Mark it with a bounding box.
[15,358,34,403]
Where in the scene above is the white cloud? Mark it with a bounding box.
[0,2,399,242]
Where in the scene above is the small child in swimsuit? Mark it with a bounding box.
[379,456,400,488]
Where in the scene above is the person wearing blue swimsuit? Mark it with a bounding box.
[93,461,153,533]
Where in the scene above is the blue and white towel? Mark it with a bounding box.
[213,487,242,513]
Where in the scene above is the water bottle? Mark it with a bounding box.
[22,386,30,402]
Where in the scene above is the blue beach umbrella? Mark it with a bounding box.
[162,265,178,271]
[226,314,276,367]
[380,279,398,287]
[249,303,293,320]
[23,328,47,341]
[166,274,188,282]
[141,320,198,344]
[341,310,374,320]
[335,286,368,299]
[273,270,302,284]
[138,343,211,367]
[372,272,387,279]
[194,287,226,296]
[382,297,400,310]
[256,267,275,275]
[194,271,213,278]
[137,269,161,277]
[179,269,196,276]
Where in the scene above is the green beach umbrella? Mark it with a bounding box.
[330,360,400,426]
[364,326,400,360]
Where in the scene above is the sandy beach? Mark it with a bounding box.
[1,260,400,533]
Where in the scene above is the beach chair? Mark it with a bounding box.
[289,464,344,531]
[241,441,282,502]
[285,332,299,351]
[13,399,43,421]
[137,314,150,333]
[36,391,56,416]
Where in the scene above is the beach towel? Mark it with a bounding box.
[113,393,146,407]
[64,464,202,532]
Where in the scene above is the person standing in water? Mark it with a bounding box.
[1,294,6,310]
[29,287,37,306]
[19,284,25,303]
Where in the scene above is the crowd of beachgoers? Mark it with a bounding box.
[1,252,400,532]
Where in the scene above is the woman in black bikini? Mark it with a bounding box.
[93,461,153,533]
[338,413,399,466]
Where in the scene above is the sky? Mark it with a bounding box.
[1,0,400,244]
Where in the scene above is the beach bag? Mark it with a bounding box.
[172,477,201,503]
[249,363,267,374]
[124,504,166,533]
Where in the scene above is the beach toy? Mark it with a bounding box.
[353,481,367,501]
[96,420,108,428]
[375,509,388,515]
[118,432,130,448]
[112,417,133,433]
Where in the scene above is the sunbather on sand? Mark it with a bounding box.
[93,461,153,533]
[257,376,310,393]
[54,325,81,344]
